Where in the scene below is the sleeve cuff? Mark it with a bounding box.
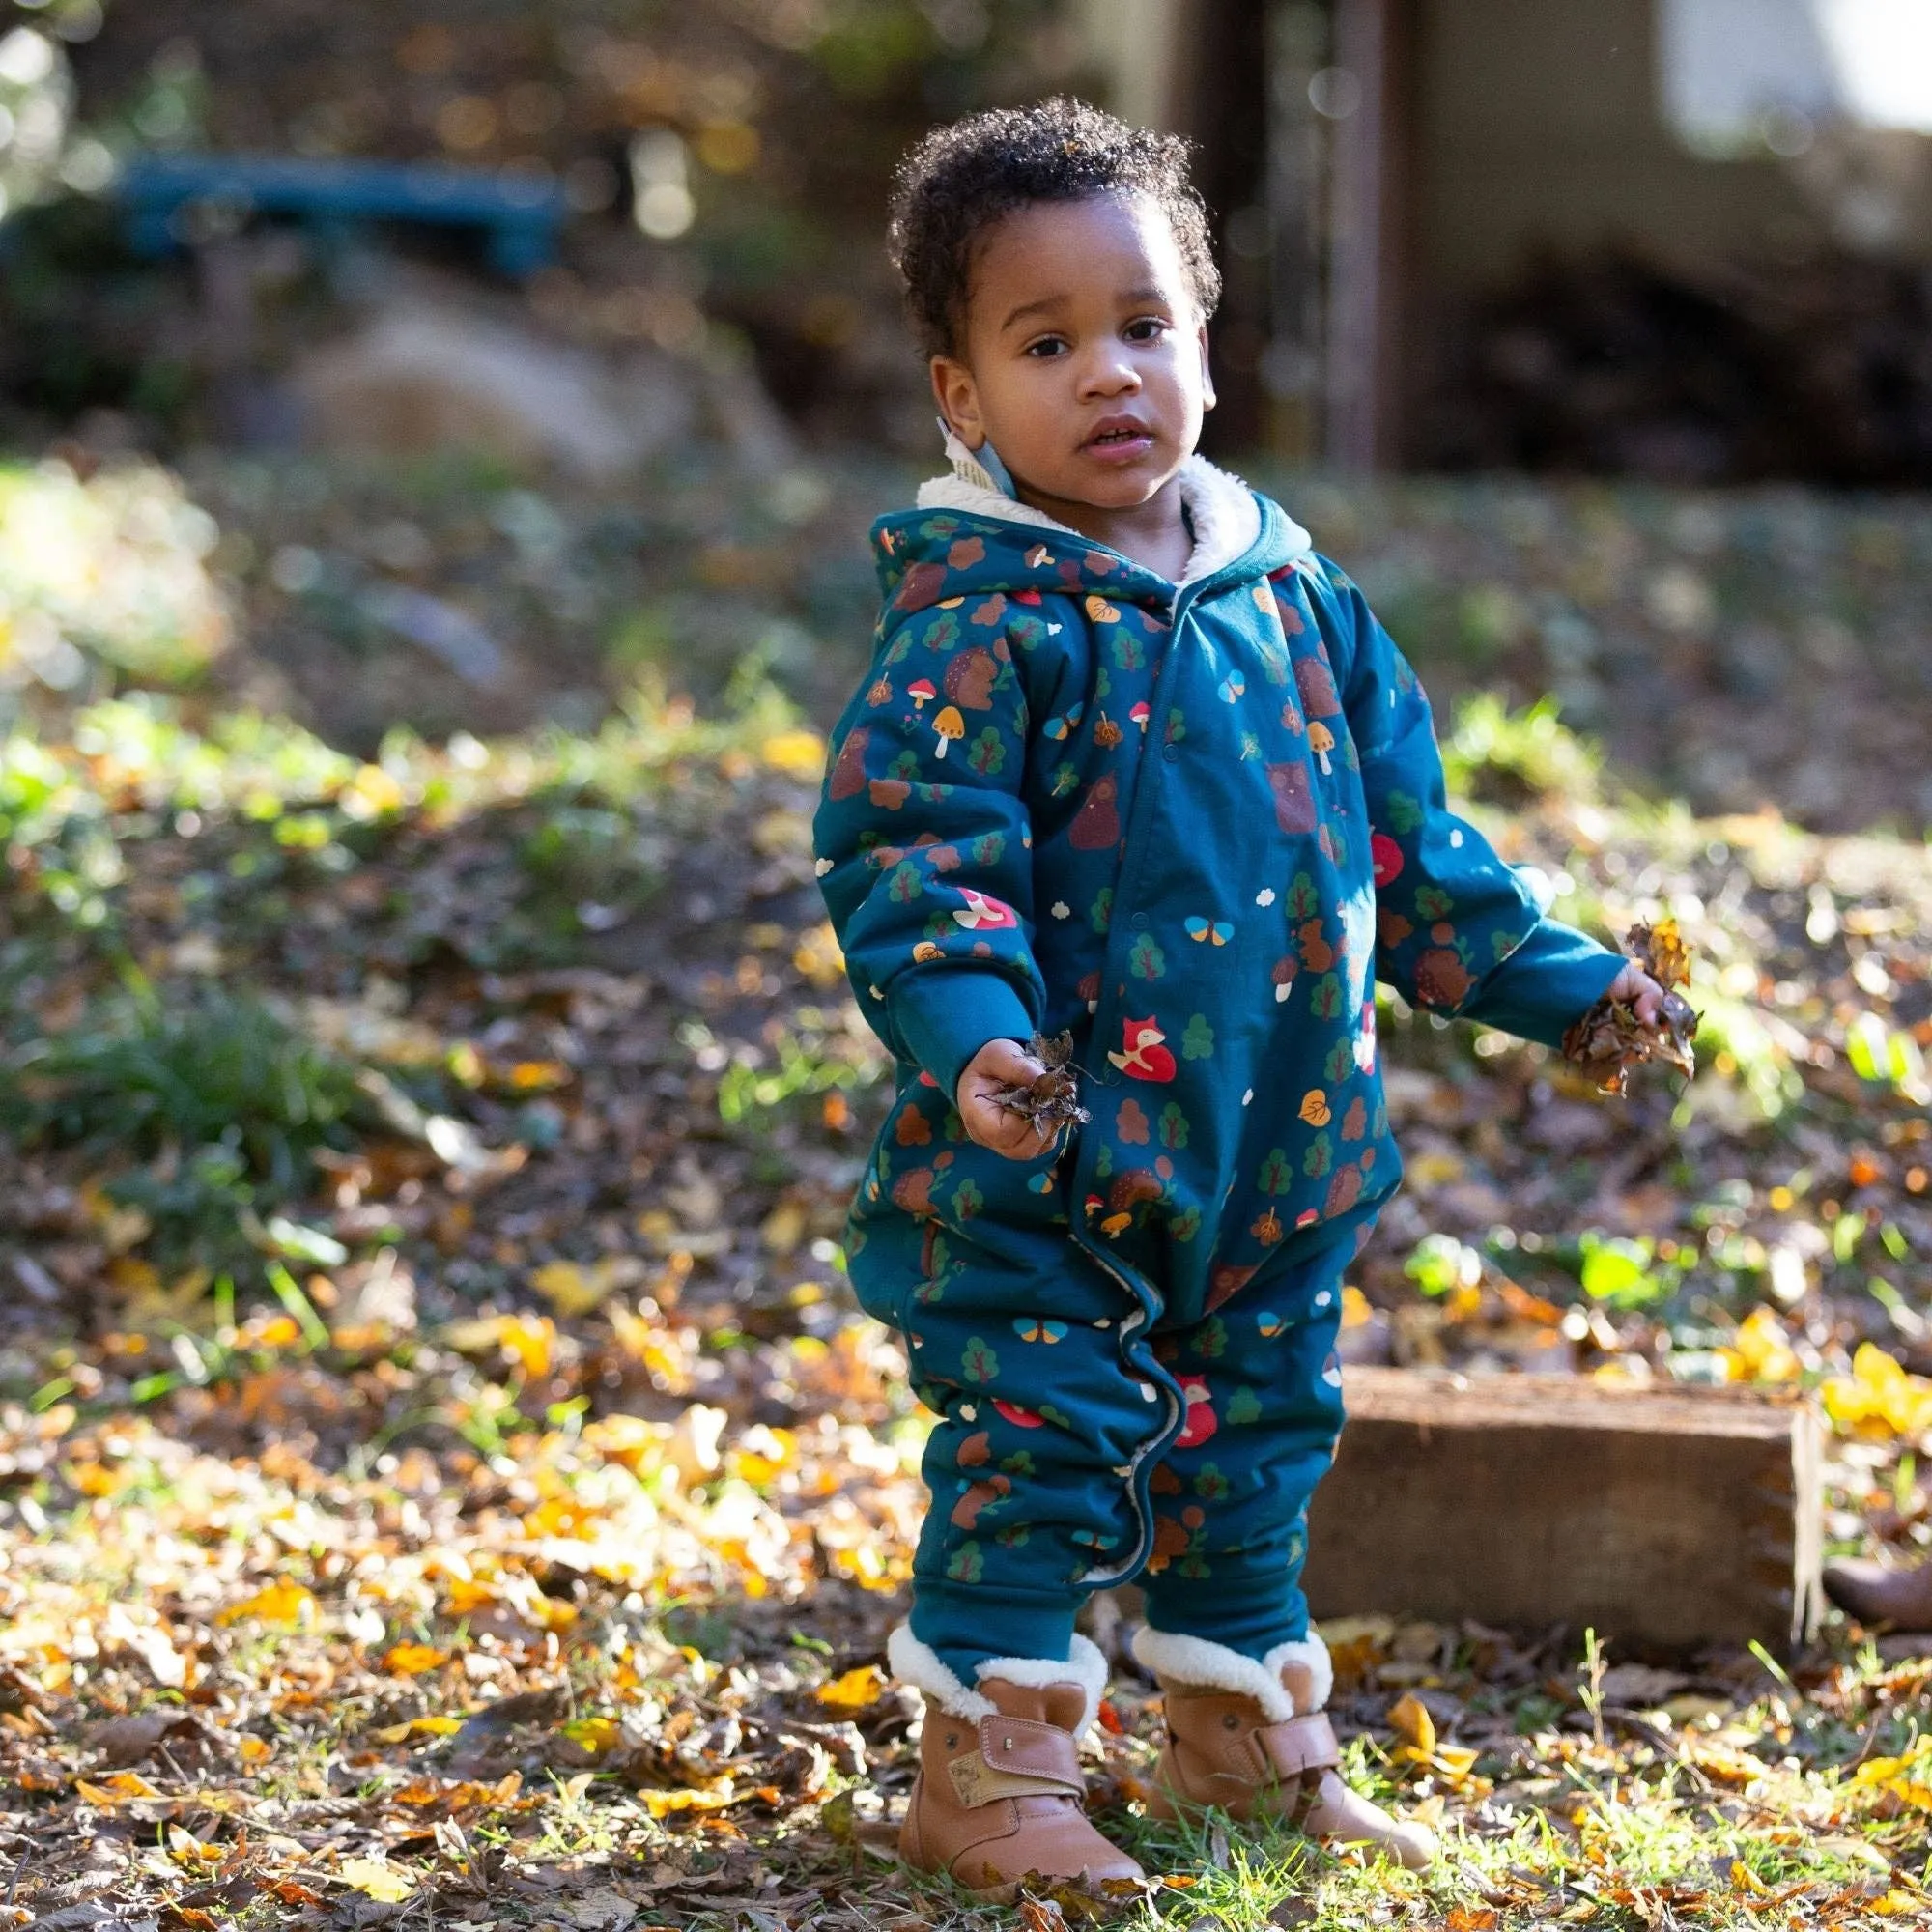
[891,969,1039,1101]
[1461,918,1628,1050]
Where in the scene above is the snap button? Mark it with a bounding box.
[1162,743,1179,761]
[1131,911,1150,928]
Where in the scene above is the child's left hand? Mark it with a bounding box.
[1605,960,1665,1024]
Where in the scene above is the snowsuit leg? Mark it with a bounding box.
[1135,1227,1368,1660]
[846,1110,1184,1684]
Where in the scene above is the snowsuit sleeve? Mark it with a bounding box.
[812,593,1045,1099]
[1315,559,1625,1049]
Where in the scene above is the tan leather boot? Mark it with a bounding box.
[1132,1628,1436,1870]
[889,1627,1146,1901]
[1823,1554,1932,1631]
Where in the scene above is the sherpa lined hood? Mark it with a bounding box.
[874,453,1311,615]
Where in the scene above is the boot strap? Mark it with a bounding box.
[947,1713,1085,1807]
[1255,1711,1340,1779]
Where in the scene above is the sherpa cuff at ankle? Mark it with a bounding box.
[1131,1627,1333,1724]
[887,1623,1110,1736]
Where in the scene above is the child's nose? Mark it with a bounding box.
[1076,348,1141,397]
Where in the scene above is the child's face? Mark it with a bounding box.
[930,191,1214,516]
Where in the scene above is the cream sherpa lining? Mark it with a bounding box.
[1131,1627,1333,1724]
[887,1623,1110,1736]
[914,452,1307,586]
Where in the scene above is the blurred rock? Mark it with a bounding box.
[293,278,697,480]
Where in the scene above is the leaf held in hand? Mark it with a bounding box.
[1562,919,1700,1095]
[989,1031,1092,1145]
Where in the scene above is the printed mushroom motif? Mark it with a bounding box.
[908,677,936,711]
[931,705,964,757]
[1129,700,1151,731]
[1308,721,1335,774]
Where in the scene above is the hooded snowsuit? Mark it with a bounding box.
[812,457,1624,1682]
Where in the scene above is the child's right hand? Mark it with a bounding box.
[956,1037,1056,1159]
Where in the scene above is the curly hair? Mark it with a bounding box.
[888,97,1221,359]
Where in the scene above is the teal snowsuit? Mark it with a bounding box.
[812,480,1624,1676]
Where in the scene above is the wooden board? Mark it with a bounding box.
[1301,1369,1823,1654]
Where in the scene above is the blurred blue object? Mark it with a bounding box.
[115,154,569,277]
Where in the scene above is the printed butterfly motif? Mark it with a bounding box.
[1185,916,1234,946]
[1012,1318,1069,1343]
[1218,670,1246,702]
[1043,702,1086,741]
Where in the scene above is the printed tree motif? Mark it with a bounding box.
[1129,933,1165,981]
[1226,1385,1263,1426]
[1181,1013,1214,1059]
[960,1337,1000,1382]
[1050,761,1080,797]
[1385,789,1423,834]
[946,1542,984,1582]
[1258,1148,1293,1194]
[1090,887,1114,933]
[1164,708,1186,744]
[1009,613,1046,652]
[952,1179,984,1219]
[1194,1317,1227,1360]
[1309,973,1343,1019]
[1325,1037,1355,1082]
[1239,730,1262,761]
[1000,1449,1036,1478]
[1193,1464,1232,1501]
[1094,1142,1114,1179]
[971,830,1006,866]
[1111,631,1145,670]
[967,727,1006,777]
[1287,870,1321,920]
[992,1523,1032,1548]
[1094,663,1112,699]
[1170,1205,1202,1241]
[1415,884,1454,921]
[1303,1132,1334,1178]
[923,612,960,652]
[1158,1100,1190,1150]
[1492,929,1518,963]
[889,748,921,783]
[888,861,923,903]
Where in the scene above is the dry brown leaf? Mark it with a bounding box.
[1562,919,1700,1095]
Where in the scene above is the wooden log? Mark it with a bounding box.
[1303,1369,1823,1654]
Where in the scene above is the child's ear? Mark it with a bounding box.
[930,355,986,447]
[1196,323,1217,412]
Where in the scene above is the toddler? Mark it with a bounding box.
[811,98,1662,1898]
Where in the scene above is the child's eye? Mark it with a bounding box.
[1024,335,1068,358]
[1125,317,1171,342]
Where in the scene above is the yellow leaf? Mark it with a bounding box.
[760,727,827,778]
[216,1579,316,1627]
[73,1771,161,1804]
[371,1715,466,1744]
[1730,1306,1800,1384]
[167,1825,222,1865]
[564,1717,622,1754]
[636,1783,736,1817]
[339,1858,415,1903]
[237,1735,271,1764]
[381,1642,450,1676]
[531,1262,604,1319]
[1386,1692,1436,1758]
[815,1664,888,1712]
[1823,1344,1932,1439]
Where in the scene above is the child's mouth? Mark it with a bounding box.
[1086,424,1155,459]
